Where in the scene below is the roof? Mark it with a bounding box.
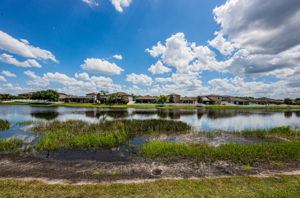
[227,96,249,102]
[18,92,34,96]
[86,92,98,95]
[136,95,158,100]
[180,97,197,101]
[64,95,89,99]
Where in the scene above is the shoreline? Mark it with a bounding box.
[1,102,300,109]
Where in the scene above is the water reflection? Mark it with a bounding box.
[0,105,299,131]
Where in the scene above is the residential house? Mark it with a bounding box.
[86,92,98,103]
[63,95,90,103]
[135,95,158,103]
[168,93,181,103]
[18,92,34,98]
[110,92,133,104]
[226,96,250,105]
[180,97,198,104]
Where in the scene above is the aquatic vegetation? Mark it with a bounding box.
[141,141,300,164]
[0,139,23,151]
[13,120,44,127]
[239,126,300,140]
[33,119,192,150]
[0,119,10,131]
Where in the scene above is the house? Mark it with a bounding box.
[58,93,69,101]
[180,97,198,104]
[255,97,283,105]
[168,93,181,103]
[110,92,133,104]
[227,96,250,105]
[86,92,98,103]
[204,95,228,105]
[63,96,90,103]
[18,92,34,97]
[136,95,158,103]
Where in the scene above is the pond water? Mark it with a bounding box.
[1,105,300,131]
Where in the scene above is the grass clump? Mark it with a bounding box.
[240,126,300,140]
[1,175,300,198]
[0,139,23,151]
[13,120,44,127]
[33,119,191,151]
[141,141,300,164]
[0,119,10,130]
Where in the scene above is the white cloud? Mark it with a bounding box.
[0,53,41,68]
[0,75,7,82]
[0,30,57,63]
[81,58,124,75]
[75,72,90,80]
[113,54,123,60]
[155,77,172,83]
[82,0,99,7]
[1,70,16,78]
[126,73,153,86]
[110,0,132,12]
[208,32,236,55]
[148,61,171,74]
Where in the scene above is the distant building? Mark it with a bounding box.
[180,97,198,104]
[63,96,90,103]
[110,92,133,104]
[18,92,34,97]
[168,93,181,103]
[86,92,98,102]
[136,95,158,103]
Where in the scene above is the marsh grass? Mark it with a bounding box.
[33,119,192,151]
[141,141,300,164]
[239,126,300,140]
[13,120,44,127]
[0,139,23,151]
[0,119,10,131]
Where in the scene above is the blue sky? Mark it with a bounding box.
[0,0,300,98]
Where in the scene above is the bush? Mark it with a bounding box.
[0,120,10,130]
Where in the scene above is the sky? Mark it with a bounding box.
[0,0,300,98]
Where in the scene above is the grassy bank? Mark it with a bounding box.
[141,141,300,164]
[238,126,300,141]
[2,102,300,109]
[33,119,191,151]
[0,119,9,131]
[0,139,23,152]
[1,175,300,198]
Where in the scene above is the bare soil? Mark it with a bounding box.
[0,154,299,184]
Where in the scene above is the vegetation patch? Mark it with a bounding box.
[0,139,23,152]
[239,126,300,141]
[141,141,300,164]
[32,119,192,151]
[13,120,45,127]
[0,119,10,131]
[0,175,300,198]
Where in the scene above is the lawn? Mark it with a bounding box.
[0,175,299,198]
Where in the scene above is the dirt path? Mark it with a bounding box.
[0,154,299,185]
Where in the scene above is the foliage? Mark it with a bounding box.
[32,119,192,150]
[0,139,23,151]
[0,119,10,130]
[295,98,300,105]
[284,98,293,105]
[141,141,300,164]
[31,90,59,101]
[156,95,168,104]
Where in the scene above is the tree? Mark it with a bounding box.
[295,98,300,105]
[31,90,59,101]
[106,93,118,105]
[156,95,168,104]
[284,98,293,105]
[197,96,203,104]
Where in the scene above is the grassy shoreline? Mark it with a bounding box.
[1,102,300,109]
[1,175,300,198]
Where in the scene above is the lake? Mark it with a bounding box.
[0,105,300,131]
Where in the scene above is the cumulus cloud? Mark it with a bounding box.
[155,77,172,83]
[126,73,153,86]
[113,54,123,60]
[75,72,90,81]
[212,0,300,78]
[80,58,124,75]
[110,0,132,12]
[148,61,171,74]
[0,30,57,63]
[1,70,16,78]
[0,53,41,68]
[82,0,99,7]
[0,75,7,82]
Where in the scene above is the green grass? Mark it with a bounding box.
[32,119,192,151]
[141,141,300,164]
[12,120,45,127]
[0,175,300,198]
[239,126,300,141]
[0,139,23,151]
[0,119,10,131]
